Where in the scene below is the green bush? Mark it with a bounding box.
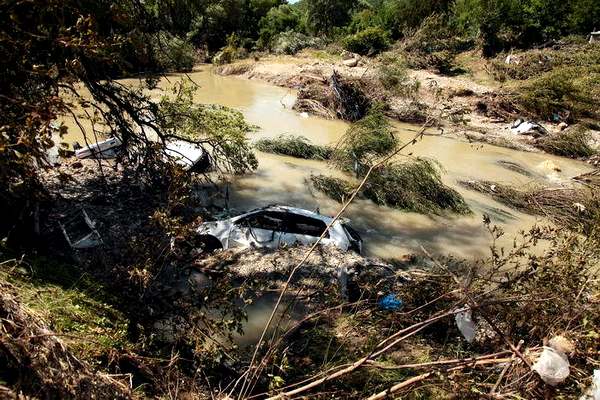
[310,174,355,203]
[272,31,324,55]
[151,31,196,72]
[212,34,249,65]
[333,105,398,173]
[401,14,472,74]
[517,67,600,120]
[377,55,420,97]
[362,159,471,215]
[343,27,390,56]
[255,135,332,160]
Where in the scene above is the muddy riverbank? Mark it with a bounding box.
[215,52,600,157]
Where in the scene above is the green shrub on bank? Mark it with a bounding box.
[212,33,247,65]
[151,31,196,71]
[343,27,389,56]
[272,31,324,55]
[517,67,600,120]
[401,14,472,75]
[255,135,332,160]
[490,43,600,81]
[535,128,597,158]
[377,55,420,98]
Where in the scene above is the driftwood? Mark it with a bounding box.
[330,70,371,122]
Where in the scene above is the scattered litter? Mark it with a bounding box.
[510,119,548,137]
[455,307,476,343]
[532,346,570,386]
[590,31,600,44]
[579,369,600,400]
[378,294,403,311]
[573,202,587,212]
[300,112,309,118]
[58,209,102,249]
[74,137,122,159]
[558,122,568,131]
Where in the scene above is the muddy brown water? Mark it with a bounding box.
[61,66,593,347]
[62,66,593,260]
[169,68,593,258]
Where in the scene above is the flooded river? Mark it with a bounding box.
[66,66,593,260]
[165,67,592,259]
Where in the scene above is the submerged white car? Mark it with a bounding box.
[196,205,362,254]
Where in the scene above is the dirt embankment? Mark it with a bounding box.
[216,52,597,156]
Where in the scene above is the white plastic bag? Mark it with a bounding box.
[532,346,570,386]
[579,369,600,400]
[455,307,475,343]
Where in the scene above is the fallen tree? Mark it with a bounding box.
[459,179,600,233]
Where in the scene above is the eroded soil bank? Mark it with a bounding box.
[215,51,600,159]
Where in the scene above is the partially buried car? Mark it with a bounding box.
[196,205,362,254]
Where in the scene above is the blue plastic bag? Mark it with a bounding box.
[378,294,403,311]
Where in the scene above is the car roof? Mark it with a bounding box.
[233,205,336,223]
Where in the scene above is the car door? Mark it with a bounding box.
[279,213,332,247]
[228,211,284,249]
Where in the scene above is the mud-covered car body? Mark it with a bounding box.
[197,205,362,253]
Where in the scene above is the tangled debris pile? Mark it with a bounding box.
[293,71,372,121]
[248,223,600,400]
[459,179,600,232]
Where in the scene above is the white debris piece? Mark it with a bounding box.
[75,137,122,159]
[510,119,548,136]
[573,202,587,212]
[165,140,209,171]
[579,369,600,400]
[59,209,102,249]
[455,307,476,343]
[532,346,570,386]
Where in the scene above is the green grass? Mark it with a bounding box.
[255,135,333,160]
[0,255,130,364]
